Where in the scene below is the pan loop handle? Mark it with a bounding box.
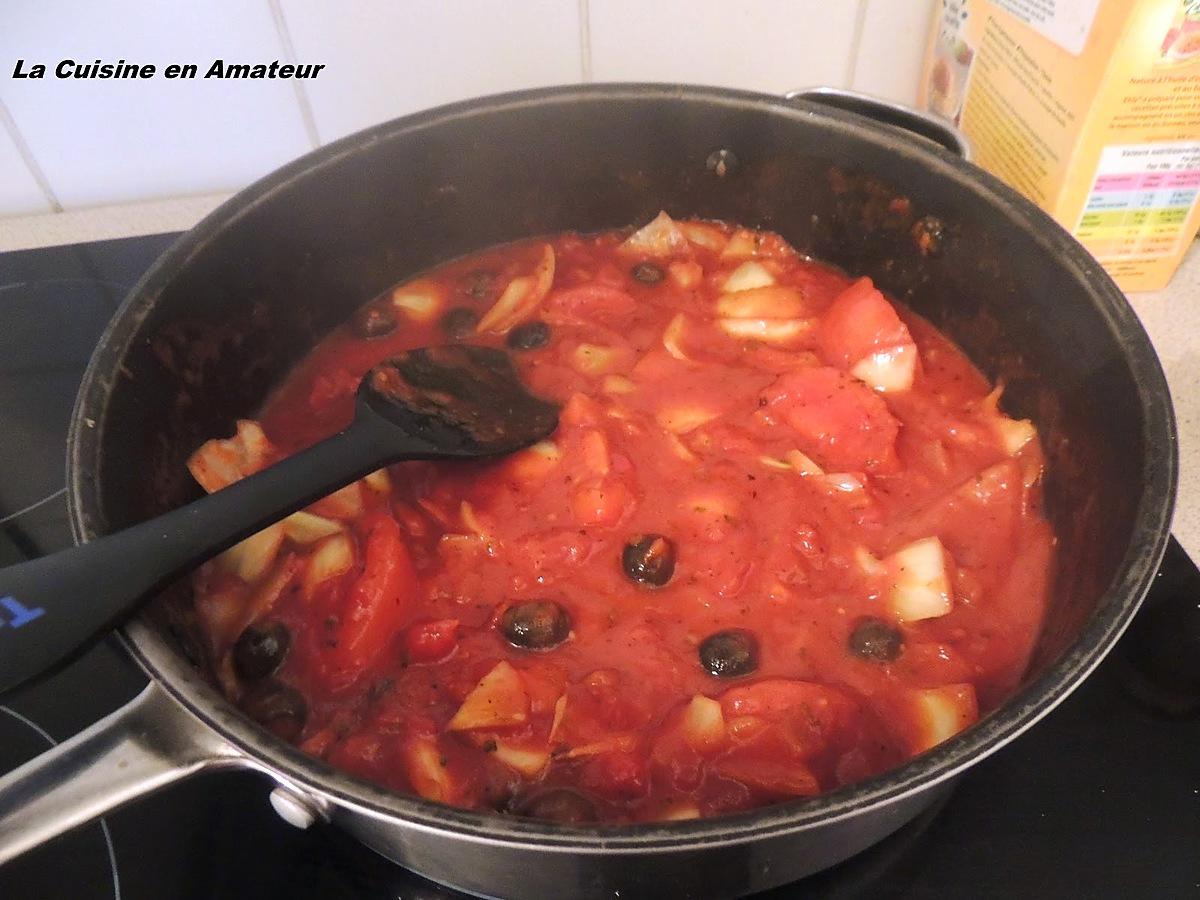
[784,87,973,162]
[0,681,247,865]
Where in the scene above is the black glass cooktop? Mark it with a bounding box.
[0,234,1197,899]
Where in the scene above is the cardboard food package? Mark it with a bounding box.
[918,0,1200,291]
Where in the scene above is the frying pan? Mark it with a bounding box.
[0,85,1176,898]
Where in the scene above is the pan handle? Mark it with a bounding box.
[0,681,246,865]
[784,87,972,161]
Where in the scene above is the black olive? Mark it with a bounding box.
[351,303,397,339]
[699,629,759,678]
[848,617,904,662]
[241,680,307,741]
[440,306,479,339]
[621,534,677,587]
[500,600,570,650]
[511,787,597,824]
[459,269,496,300]
[233,621,291,680]
[631,261,664,284]
[506,320,551,351]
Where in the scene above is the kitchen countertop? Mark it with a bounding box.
[1,197,1197,562]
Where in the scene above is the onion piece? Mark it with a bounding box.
[663,431,697,462]
[390,279,444,321]
[885,536,953,621]
[563,734,638,759]
[618,211,690,257]
[662,313,691,360]
[656,405,721,434]
[716,286,806,318]
[475,243,555,333]
[570,343,629,375]
[718,317,814,343]
[218,522,284,583]
[678,221,727,252]
[850,343,917,392]
[447,661,529,731]
[602,375,637,394]
[489,742,550,777]
[719,228,761,259]
[822,473,864,493]
[994,416,1037,454]
[682,694,726,753]
[187,419,273,493]
[509,441,561,481]
[667,260,703,289]
[721,261,776,292]
[759,455,792,471]
[549,695,568,743]
[785,449,824,476]
[854,545,884,576]
[304,532,355,594]
[904,684,978,754]
[403,736,456,802]
[821,473,871,509]
[282,511,343,544]
[363,468,391,493]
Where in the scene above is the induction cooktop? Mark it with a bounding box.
[1,233,1197,899]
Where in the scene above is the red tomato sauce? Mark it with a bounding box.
[189,216,1053,824]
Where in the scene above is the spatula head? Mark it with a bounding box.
[360,345,559,457]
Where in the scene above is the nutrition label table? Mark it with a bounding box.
[1075,141,1200,261]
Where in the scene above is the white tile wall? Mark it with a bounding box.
[588,0,860,93]
[0,0,939,217]
[0,0,312,209]
[280,0,584,144]
[851,0,937,105]
[0,121,51,215]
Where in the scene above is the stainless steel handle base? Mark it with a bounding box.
[785,87,972,161]
[0,682,245,865]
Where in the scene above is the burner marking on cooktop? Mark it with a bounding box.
[0,278,130,297]
[0,705,121,900]
[0,488,68,526]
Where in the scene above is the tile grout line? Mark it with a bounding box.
[843,0,870,89]
[578,0,593,82]
[267,0,323,149]
[0,95,62,213]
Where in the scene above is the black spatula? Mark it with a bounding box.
[0,345,558,696]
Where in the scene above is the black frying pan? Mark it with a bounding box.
[0,85,1176,898]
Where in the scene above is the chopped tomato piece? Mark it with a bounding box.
[817,277,912,368]
[547,284,637,322]
[571,478,631,526]
[402,619,460,664]
[322,509,415,685]
[712,751,820,798]
[581,749,650,800]
[759,367,901,472]
[719,679,859,741]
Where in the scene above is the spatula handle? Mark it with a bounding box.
[0,413,391,697]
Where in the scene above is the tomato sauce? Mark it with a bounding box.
[188,214,1053,824]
